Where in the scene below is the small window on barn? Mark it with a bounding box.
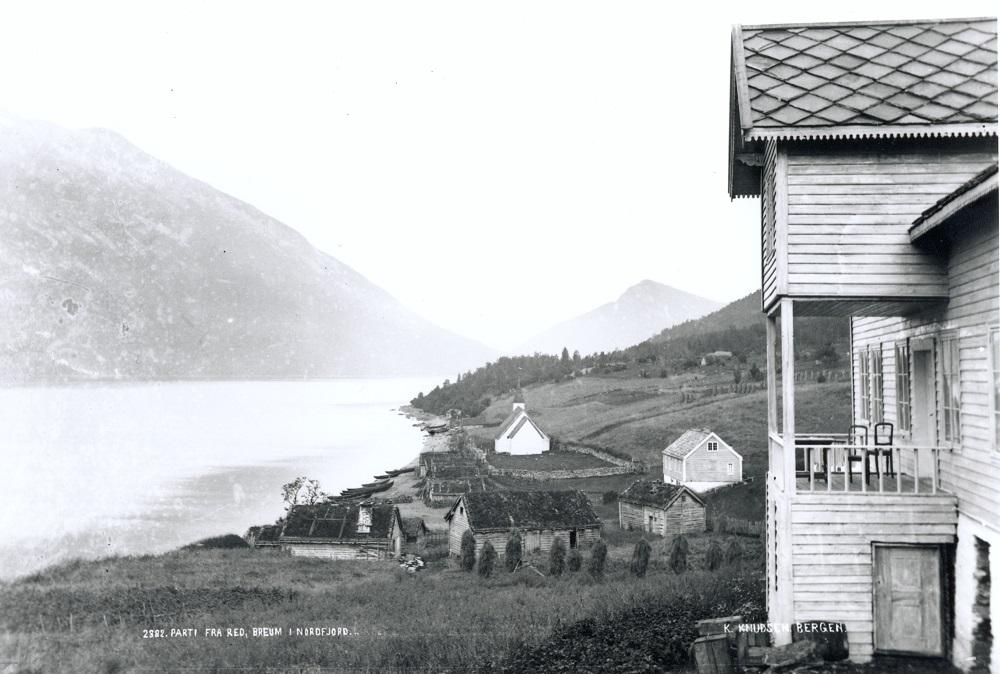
[727,462,734,475]
[707,441,718,451]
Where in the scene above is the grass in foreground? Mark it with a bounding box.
[0,534,763,673]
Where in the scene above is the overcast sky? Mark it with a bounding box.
[1,1,995,351]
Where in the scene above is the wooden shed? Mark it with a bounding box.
[618,480,706,535]
[444,490,601,558]
[278,500,403,560]
[662,429,743,492]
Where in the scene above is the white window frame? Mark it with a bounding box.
[726,462,734,475]
[869,346,884,424]
[858,349,871,423]
[895,341,912,434]
[939,333,961,447]
[707,441,719,452]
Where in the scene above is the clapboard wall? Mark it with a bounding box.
[768,140,996,304]
[618,495,705,536]
[789,492,958,662]
[850,215,1000,527]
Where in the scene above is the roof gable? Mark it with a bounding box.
[663,429,739,461]
[620,480,706,509]
[493,409,524,440]
[910,163,999,239]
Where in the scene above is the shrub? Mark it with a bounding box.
[505,531,523,572]
[567,548,582,572]
[631,538,651,577]
[601,490,619,505]
[669,535,688,574]
[478,541,497,578]
[725,539,743,565]
[706,540,724,571]
[460,530,476,572]
[589,540,608,579]
[549,537,566,576]
[817,373,827,383]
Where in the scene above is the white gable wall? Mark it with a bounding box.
[494,411,549,455]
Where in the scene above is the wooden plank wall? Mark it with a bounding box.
[790,493,958,661]
[620,499,705,535]
[851,218,1000,526]
[782,147,996,299]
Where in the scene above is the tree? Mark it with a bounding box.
[567,548,582,572]
[589,540,608,579]
[733,368,743,385]
[572,350,581,366]
[549,537,566,576]
[631,539,651,577]
[706,539,724,571]
[725,539,744,566]
[560,347,570,364]
[460,530,476,572]
[669,535,689,574]
[281,477,325,512]
[504,531,523,572]
[478,541,497,578]
[749,363,763,381]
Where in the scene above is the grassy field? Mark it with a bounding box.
[469,375,851,520]
[488,451,612,471]
[0,533,762,673]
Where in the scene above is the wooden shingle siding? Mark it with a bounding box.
[781,147,996,300]
[851,219,1000,526]
[789,493,958,662]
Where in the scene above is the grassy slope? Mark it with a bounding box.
[0,536,761,673]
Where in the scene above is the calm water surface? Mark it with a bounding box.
[0,378,437,579]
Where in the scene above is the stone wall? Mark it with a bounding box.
[485,464,637,480]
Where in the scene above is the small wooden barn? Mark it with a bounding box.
[662,429,743,492]
[618,480,706,535]
[444,490,601,557]
[278,500,403,560]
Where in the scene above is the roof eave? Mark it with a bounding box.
[910,174,999,241]
[745,121,998,143]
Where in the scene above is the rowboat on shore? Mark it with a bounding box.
[385,467,415,477]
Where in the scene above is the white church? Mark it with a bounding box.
[493,389,550,455]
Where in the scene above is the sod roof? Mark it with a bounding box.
[619,480,705,509]
[446,490,600,531]
[280,502,397,540]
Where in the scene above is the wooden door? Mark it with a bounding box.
[874,545,943,655]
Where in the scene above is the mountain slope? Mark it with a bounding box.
[649,290,761,343]
[514,280,722,356]
[0,116,495,382]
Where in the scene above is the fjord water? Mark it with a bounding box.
[0,378,437,579]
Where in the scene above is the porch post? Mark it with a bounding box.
[780,298,796,489]
[766,311,779,486]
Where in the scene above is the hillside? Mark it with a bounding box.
[412,288,848,417]
[0,117,495,382]
[514,280,721,356]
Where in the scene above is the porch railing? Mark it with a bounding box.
[786,434,949,495]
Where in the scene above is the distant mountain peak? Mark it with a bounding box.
[513,281,722,357]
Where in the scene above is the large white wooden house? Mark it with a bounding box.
[662,429,743,492]
[493,390,550,455]
[728,17,998,668]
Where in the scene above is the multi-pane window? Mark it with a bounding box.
[859,350,871,421]
[870,347,884,424]
[940,335,961,445]
[895,342,911,433]
[990,328,999,450]
[707,441,719,451]
[727,462,735,475]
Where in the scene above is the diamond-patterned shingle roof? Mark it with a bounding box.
[734,18,998,137]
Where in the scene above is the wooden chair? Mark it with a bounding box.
[845,425,868,486]
[872,422,895,478]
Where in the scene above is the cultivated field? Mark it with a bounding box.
[0,534,763,673]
